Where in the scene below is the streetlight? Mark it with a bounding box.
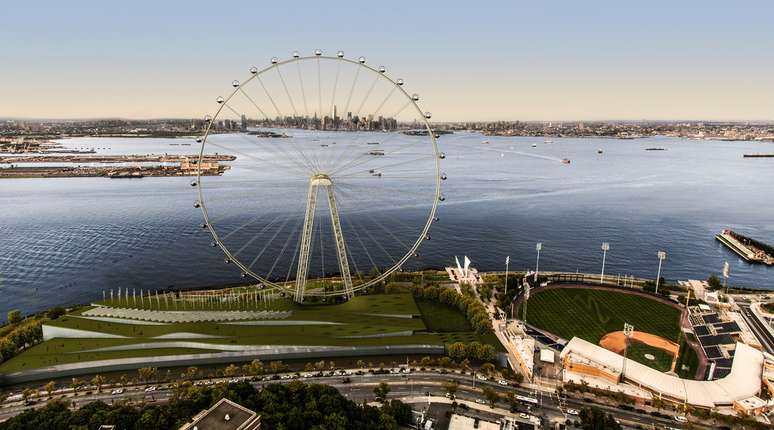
[600,242,610,284]
[655,251,666,294]
[535,242,542,283]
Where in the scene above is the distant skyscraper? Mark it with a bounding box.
[240,114,247,131]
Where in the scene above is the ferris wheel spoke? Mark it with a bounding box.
[266,216,304,281]
[328,131,429,176]
[329,58,342,119]
[338,207,380,276]
[275,67,299,117]
[371,86,397,121]
[229,133,313,176]
[238,87,269,120]
[254,74,283,118]
[231,212,288,258]
[354,74,380,118]
[334,153,437,179]
[347,208,397,263]
[342,65,361,118]
[247,216,294,271]
[295,60,310,118]
[206,136,309,177]
[219,212,271,242]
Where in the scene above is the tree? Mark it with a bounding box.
[269,360,286,374]
[356,359,366,369]
[579,407,622,430]
[482,387,499,408]
[420,356,433,367]
[137,367,158,383]
[91,375,105,392]
[480,362,496,377]
[46,307,66,320]
[382,399,412,425]
[373,382,391,403]
[448,342,467,362]
[224,364,240,377]
[249,359,264,375]
[7,309,22,325]
[45,381,56,399]
[442,381,458,397]
[707,274,722,290]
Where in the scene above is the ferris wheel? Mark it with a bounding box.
[193,50,445,302]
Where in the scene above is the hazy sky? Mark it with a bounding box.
[2,1,772,121]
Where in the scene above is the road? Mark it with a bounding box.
[738,304,774,354]
[1,370,704,429]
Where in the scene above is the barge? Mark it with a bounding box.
[715,229,774,265]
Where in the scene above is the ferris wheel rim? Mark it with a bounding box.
[195,53,442,297]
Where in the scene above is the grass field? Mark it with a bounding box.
[518,288,682,343]
[626,341,674,373]
[517,287,700,374]
[0,292,500,374]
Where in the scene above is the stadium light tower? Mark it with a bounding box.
[622,322,634,379]
[655,251,666,294]
[600,242,610,284]
[534,242,542,283]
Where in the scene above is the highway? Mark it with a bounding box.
[0,370,705,429]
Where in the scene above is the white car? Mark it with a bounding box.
[144,386,156,392]
[498,379,508,386]
[519,413,530,420]
[476,374,487,381]
[566,408,579,416]
[475,398,486,404]
[674,415,688,423]
[111,388,124,395]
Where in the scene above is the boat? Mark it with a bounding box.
[715,229,774,265]
[544,140,553,144]
[366,142,380,145]
[743,153,774,158]
[320,144,328,147]
[644,147,666,151]
[531,143,537,148]
[481,140,490,145]
[368,150,385,156]
[597,149,603,154]
[561,158,571,164]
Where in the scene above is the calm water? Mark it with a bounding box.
[1,132,773,317]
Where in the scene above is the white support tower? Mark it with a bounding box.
[295,174,353,303]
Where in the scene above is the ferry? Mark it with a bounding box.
[368,150,385,156]
[366,142,380,145]
[531,143,538,148]
[561,158,571,164]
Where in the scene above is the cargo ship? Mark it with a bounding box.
[715,229,774,265]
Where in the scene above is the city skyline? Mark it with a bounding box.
[2,1,773,122]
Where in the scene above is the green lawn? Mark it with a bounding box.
[1,292,503,374]
[518,288,682,343]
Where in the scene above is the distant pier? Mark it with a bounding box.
[715,229,774,265]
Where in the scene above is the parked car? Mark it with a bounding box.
[566,408,579,416]
[674,415,688,423]
[498,379,508,386]
[111,388,124,395]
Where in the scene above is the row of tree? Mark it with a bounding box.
[0,381,414,430]
[0,313,44,365]
[410,285,492,335]
[447,341,497,363]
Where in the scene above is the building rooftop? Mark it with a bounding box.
[179,398,261,430]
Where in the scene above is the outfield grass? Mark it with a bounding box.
[518,288,682,343]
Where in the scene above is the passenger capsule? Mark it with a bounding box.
[210,241,217,247]
[195,137,203,143]
[216,96,224,104]
[293,51,300,58]
[314,49,322,56]
[433,216,440,222]
[200,223,207,229]
[425,234,431,240]
[240,272,246,278]
[336,50,344,58]
[396,78,404,86]
[358,56,366,64]
[434,134,440,139]
[194,201,201,208]
[378,66,386,73]
[249,66,258,74]
[412,94,420,101]
[441,173,447,180]
[204,115,212,122]
[231,80,240,88]
[439,152,446,159]
[439,194,446,202]
[224,258,230,264]
[190,180,198,187]
[424,112,432,119]
[271,57,278,64]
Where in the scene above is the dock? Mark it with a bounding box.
[715,229,774,265]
